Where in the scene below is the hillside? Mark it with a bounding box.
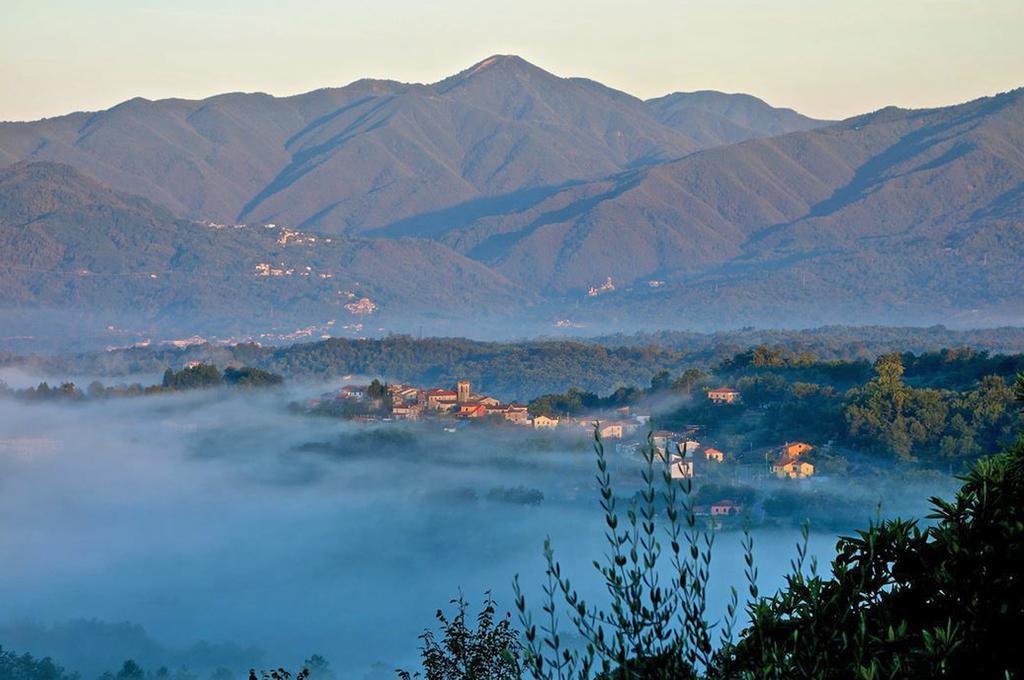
[0,162,527,333]
[443,88,1024,326]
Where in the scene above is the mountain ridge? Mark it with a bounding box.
[0,61,1021,335]
[0,55,830,233]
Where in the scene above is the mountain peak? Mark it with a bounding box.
[435,54,554,92]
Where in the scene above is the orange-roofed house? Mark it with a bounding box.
[707,387,741,404]
[704,447,725,463]
[773,454,815,479]
[781,442,814,458]
[457,403,488,418]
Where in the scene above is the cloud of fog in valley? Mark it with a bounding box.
[0,380,950,677]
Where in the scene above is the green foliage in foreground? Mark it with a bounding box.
[398,594,522,680]
[411,375,1024,678]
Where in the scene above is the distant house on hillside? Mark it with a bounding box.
[503,405,530,425]
[669,453,694,479]
[424,389,458,411]
[704,447,725,463]
[651,430,677,451]
[774,457,815,479]
[707,387,741,404]
[457,403,488,418]
[390,405,418,420]
[339,384,369,400]
[532,415,559,429]
[780,442,814,458]
[602,423,626,439]
[772,442,815,479]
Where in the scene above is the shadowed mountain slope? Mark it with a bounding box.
[434,88,1024,325]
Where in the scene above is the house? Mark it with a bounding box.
[707,387,741,404]
[457,403,488,418]
[503,405,530,425]
[677,439,700,456]
[669,454,694,479]
[599,422,624,439]
[781,442,814,458]
[339,384,369,400]
[710,500,742,516]
[772,441,815,478]
[390,405,419,420]
[704,447,725,463]
[532,415,559,429]
[774,458,815,479]
[424,389,458,411]
[389,384,419,403]
[774,456,815,477]
[651,430,677,450]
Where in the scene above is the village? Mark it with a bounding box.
[307,378,820,520]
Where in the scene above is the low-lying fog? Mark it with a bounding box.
[0,378,947,678]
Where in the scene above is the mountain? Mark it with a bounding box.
[0,56,822,236]
[645,90,827,146]
[0,59,1021,337]
[435,88,1024,325]
[0,161,528,333]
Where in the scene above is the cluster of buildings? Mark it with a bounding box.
[332,380,535,426]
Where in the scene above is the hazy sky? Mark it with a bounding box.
[2,0,1022,122]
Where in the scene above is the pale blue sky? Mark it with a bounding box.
[2,0,1022,122]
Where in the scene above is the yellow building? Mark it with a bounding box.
[773,459,815,479]
[704,447,725,462]
[532,415,559,429]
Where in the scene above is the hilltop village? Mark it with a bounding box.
[305,377,819,518]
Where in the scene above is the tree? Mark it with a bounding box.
[0,646,78,680]
[671,369,707,395]
[114,660,144,680]
[650,370,672,392]
[301,656,333,679]
[367,379,386,400]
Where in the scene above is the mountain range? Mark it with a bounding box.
[0,55,1021,341]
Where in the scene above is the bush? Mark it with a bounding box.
[399,594,522,680]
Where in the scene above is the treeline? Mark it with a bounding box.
[0,649,335,680]
[0,364,282,403]
[590,325,1024,359]
[9,326,1023,403]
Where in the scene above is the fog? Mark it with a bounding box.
[0,382,942,678]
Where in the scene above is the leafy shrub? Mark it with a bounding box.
[399,594,522,680]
